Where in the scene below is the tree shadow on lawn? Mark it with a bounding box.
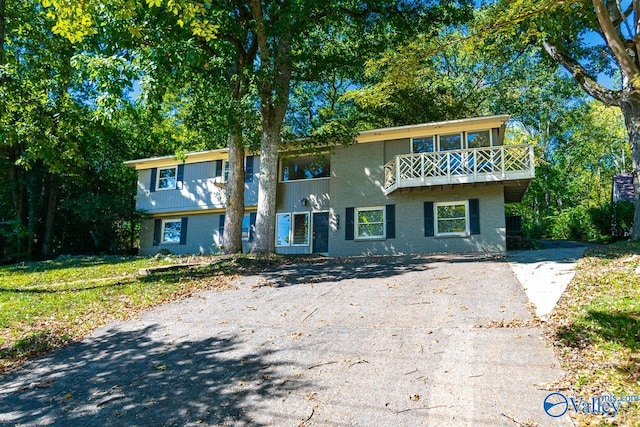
[555,310,640,379]
[1,255,148,274]
[0,325,310,426]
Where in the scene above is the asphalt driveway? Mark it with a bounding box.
[0,255,570,426]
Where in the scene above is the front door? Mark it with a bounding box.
[312,212,329,253]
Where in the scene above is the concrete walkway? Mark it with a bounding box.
[507,241,590,318]
[0,255,571,426]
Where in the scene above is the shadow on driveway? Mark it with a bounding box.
[0,325,308,426]
[262,254,500,288]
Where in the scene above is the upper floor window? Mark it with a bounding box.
[281,155,330,182]
[467,130,491,149]
[157,167,177,190]
[412,136,435,153]
[439,133,463,151]
[411,130,493,154]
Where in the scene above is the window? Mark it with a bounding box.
[439,133,462,151]
[241,213,256,241]
[292,213,310,245]
[276,212,310,246]
[241,215,251,240]
[412,136,435,153]
[276,214,291,246]
[467,130,491,149]
[157,167,177,190]
[162,219,182,244]
[435,201,469,236]
[281,155,330,181]
[224,161,230,182]
[355,207,385,239]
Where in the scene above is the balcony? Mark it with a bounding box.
[383,144,535,200]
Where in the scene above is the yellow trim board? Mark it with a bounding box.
[147,206,257,218]
[126,115,509,167]
[356,115,509,143]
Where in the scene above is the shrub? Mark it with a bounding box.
[0,220,29,264]
[549,205,609,242]
[612,200,634,237]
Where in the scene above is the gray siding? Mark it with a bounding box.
[384,138,410,163]
[139,213,223,256]
[276,179,330,212]
[274,179,330,255]
[139,212,258,256]
[275,245,312,255]
[136,157,260,214]
[492,128,502,146]
[328,143,506,257]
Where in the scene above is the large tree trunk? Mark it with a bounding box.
[222,125,245,254]
[620,98,640,240]
[249,0,293,255]
[252,119,280,254]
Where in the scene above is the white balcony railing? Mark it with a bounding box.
[383,144,535,194]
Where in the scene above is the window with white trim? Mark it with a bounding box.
[412,136,435,153]
[466,130,491,149]
[162,219,182,244]
[241,215,251,240]
[224,160,230,182]
[276,213,290,246]
[355,207,385,239]
[292,213,310,245]
[281,155,330,181]
[439,133,463,151]
[157,167,177,190]
[275,212,310,246]
[435,201,469,236]
[241,213,256,241]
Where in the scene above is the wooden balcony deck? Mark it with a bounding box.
[383,145,535,197]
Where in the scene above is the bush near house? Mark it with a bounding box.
[517,202,634,243]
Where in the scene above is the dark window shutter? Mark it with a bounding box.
[153,219,162,246]
[218,214,225,242]
[345,207,354,240]
[245,156,254,182]
[386,204,395,238]
[177,164,185,189]
[179,217,189,245]
[150,168,157,192]
[424,202,434,237]
[469,198,480,235]
[215,160,222,178]
[249,212,257,242]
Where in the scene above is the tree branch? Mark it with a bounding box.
[542,40,620,105]
[248,0,272,103]
[593,0,640,81]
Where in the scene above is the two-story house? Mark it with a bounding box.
[125,115,535,256]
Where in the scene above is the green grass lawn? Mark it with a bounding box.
[0,254,273,374]
[547,241,640,426]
